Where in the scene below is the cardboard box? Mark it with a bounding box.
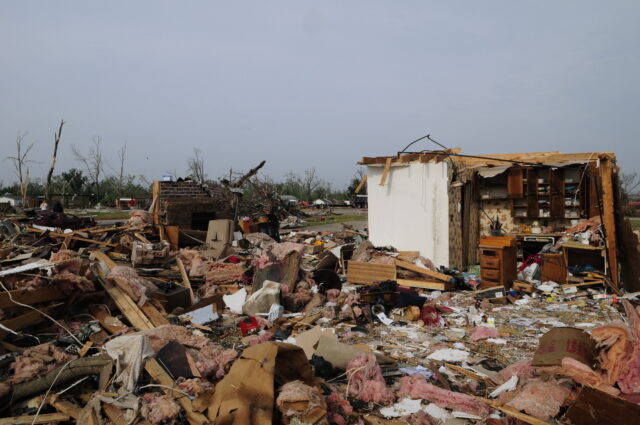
[532,327,595,367]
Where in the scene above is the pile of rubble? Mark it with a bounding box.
[0,210,638,425]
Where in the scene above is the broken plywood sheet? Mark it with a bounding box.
[347,260,396,285]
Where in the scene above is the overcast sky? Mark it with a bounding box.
[1,1,638,189]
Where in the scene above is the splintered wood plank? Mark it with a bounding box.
[92,250,162,330]
[599,159,619,289]
[379,157,393,186]
[347,261,396,285]
[354,174,368,194]
[0,413,70,424]
[396,278,454,291]
[145,358,208,425]
[0,287,64,309]
[395,259,453,282]
[0,304,62,338]
[47,396,82,420]
[177,258,196,304]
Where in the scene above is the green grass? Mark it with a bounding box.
[91,211,131,220]
[300,214,367,227]
[631,218,640,230]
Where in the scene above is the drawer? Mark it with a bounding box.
[481,268,501,281]
[480,256,501,269]
[481,279,501,289]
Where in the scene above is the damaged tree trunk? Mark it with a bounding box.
[44,120,65,202]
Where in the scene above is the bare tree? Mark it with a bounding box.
[6,133,35,207]
[187,148,206,182]
[621,172,640,200]
[116,142,127,199]
[72,137,104,203]
[302,168,323,201]
[44,120,65,201]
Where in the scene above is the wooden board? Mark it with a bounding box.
[564,385,640,425]
[396,278,454,291]
[394,259,452,282]
[0,304,62,338]
[145,358,208,425]
[379,157,392,186]
[354,175,367,194]
[0,287,64,309]
[347,261,396,285]
[599,158,619,288]
[0,413,70,424]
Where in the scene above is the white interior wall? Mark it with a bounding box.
[367,161,450,267]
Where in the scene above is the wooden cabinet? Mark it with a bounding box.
[480,237,517,289]
[507,167,524,198]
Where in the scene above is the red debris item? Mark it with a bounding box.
[420,306,443,327]
[227,256,241,264]
[239,317,260,336]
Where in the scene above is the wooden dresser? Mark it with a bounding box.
[480,236,517,289]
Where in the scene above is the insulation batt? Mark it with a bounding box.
[141,392,180,425]
[9,343,76,384]
[49,249,82,274]
[397,374,491,416]
[325,289,342,303]
[198,262,245,297]
[346,354,394,405]
[107,266,155,306]
[470,326,500,341]
[253,242,304,269]
[326,391,353,425]
[505,378,570,420]
[50,272,95,294]
[176,377,213,397]
[144,325,237,379]
[614,300,640,394]
[591,322,633,385]
[498,360,535,383]
[538,357,620,396]
[401,410,433,425]
[276,380,328,424]
[128,209,151,229]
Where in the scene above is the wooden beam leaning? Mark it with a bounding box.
[90,251,155,331]
[379,157,393,186]
[145,358,209,425]
[395,259,453,282]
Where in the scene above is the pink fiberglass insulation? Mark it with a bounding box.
[107,266,155,306]
[470,326,500,341]
[176,377,213,397]
[276,380,327,421]
[254,242,305,269]
[618,344,640,394]
[325,289,342,303]
[50,249,82,274]
[145,325,237,379]
[505,378,570,420]
[127,209,151,230]
[141,393,180,425]
[326,391,353,425]
[197,263,245,297]
[283,288,313,312]
[539,357,619,396]
[10,343,76,384]
[498,360,535,383]
[346,354,394,405]
[245,332,274,346]
[592,322,634,385]
[397,375,491,416]
[50,272,95,294]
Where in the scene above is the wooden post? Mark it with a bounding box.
[599,158,619,288]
